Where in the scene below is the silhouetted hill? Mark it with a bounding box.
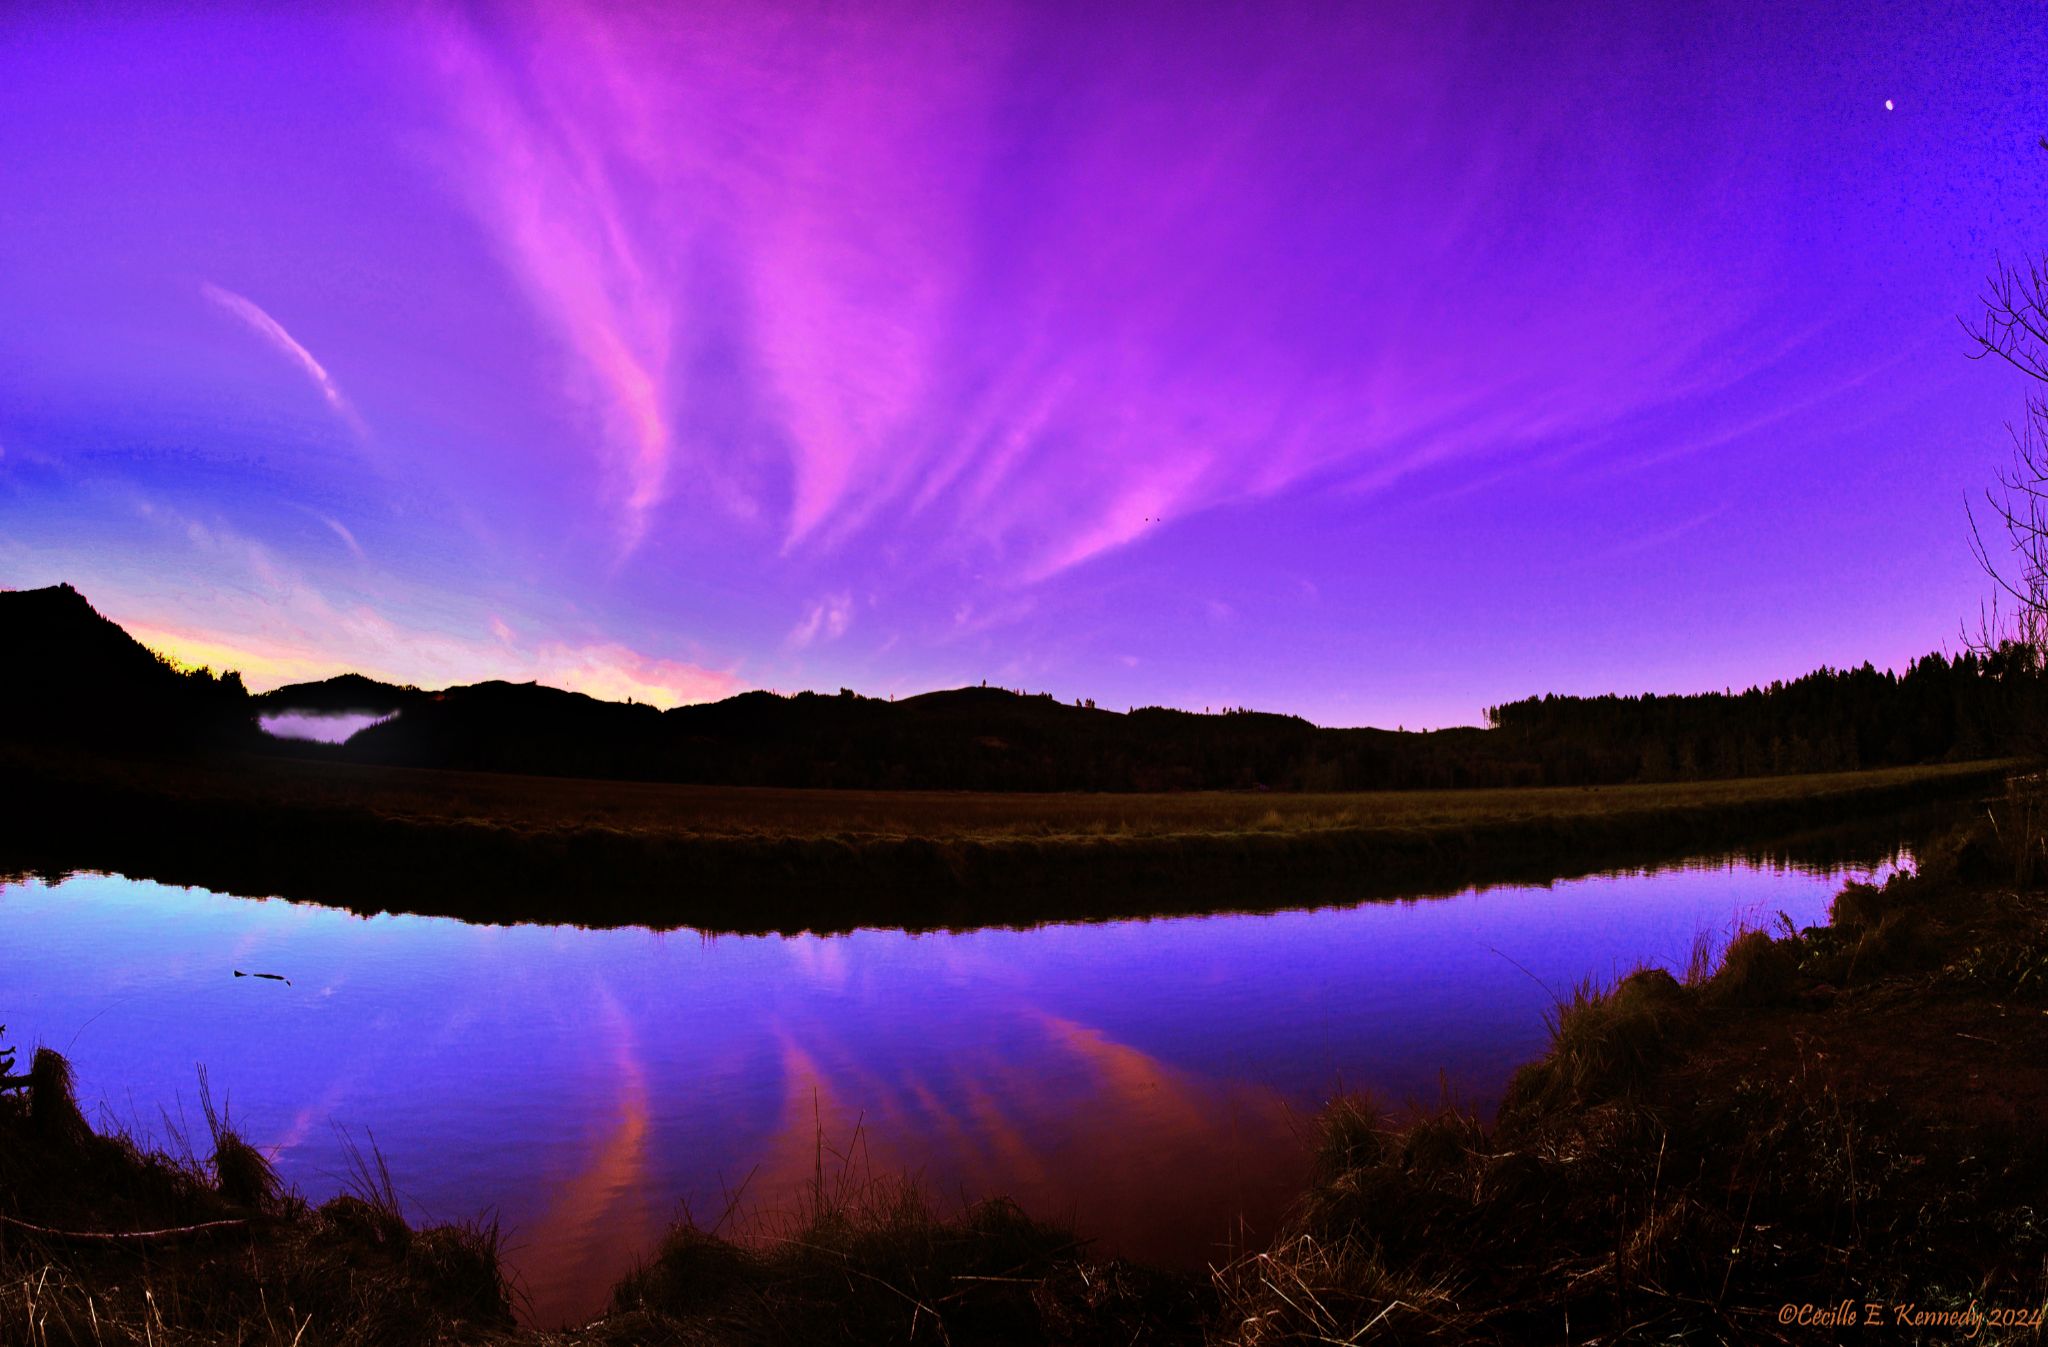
[346,679,662,777]
[256,672,424,715]
[0,584,254,749]
[5,583,2042,790]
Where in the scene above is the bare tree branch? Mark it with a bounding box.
[1964,250,2048,673]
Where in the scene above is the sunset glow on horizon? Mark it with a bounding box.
[2,2,2043,725]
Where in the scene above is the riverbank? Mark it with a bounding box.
[1214,809,2048,1343]
[8,795,2048,1343]
[2,748,2012,932]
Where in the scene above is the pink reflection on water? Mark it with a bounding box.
[519,983,658,1324]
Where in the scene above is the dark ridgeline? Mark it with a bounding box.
[259,671,416,715]
[0,583,256,752]
[2,582,2041,789]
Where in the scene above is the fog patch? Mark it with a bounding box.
[257,709,395,744]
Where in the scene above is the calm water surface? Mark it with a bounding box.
[2,851,1898,1326]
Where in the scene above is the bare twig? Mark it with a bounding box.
[0,1214,251,1244]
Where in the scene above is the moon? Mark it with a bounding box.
[1885,99,1894,111]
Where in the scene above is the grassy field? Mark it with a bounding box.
[76,754,2019,837]
[3,749,2016,932]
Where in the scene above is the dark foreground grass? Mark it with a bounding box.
[597,1133,1208,1347]
[1,746,2010,932]
[0,1053,512,1347]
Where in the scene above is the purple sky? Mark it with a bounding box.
[1,2,2042,726]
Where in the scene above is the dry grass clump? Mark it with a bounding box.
[609,1134,1089,1346]
[1211,1232,1473,1346]
[1942,882,2048,1001]
[1990,771,2048,886]
[1845,907,1937,981]
[198,1067,277,1210]
[1704,928,1800,1006]
[0,1044,514,1347]
[1214,1075,1576,1345]
[1218,1088,1532,1345]
[1829,877,1889,931]
[1310,1092,1391,1181]
[1396,1107,1483,1178]
[1498,968,1693,1122]
[1809,860,1957,985]
[612,1221,767,1319]
[27,1046,89,1143]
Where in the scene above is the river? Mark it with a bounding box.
[0,833,1909,1325]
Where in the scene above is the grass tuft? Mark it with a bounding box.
[1398,1106,1484,1177]
[1830,878,1888,931]
[1311,1092,1390,1181]
[1500,968,1692,1121]
[613,1128,1085,1344]
[1211,1232,1475,1346]
[198,1067,277,1210]
[1705,928,1800,1006]
[28,1045,88,1143]
[404,1217,511,1324]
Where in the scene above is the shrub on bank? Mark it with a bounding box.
[1498,967,1693,1122]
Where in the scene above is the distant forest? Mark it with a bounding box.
[1481,649,2040,787]
[5,583,2041,792]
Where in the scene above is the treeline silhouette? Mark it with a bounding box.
[1483,650,2044,786]
[4,583,2039,791]
[0,584,255,751]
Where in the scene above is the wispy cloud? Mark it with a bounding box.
[425,7,675,556]
[787,592,853,649]
[527,641,738,707]
[201,282,365,437]
[409,2,1781,592]
[1576,504,1732,567]
[310,511,367,562]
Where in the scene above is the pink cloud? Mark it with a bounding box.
[427,9,676,554]
[128,608,741,709]
[527,641,740,708]
[412,1,1781,590]
[94,508,743,707]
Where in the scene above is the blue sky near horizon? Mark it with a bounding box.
[1,1,2043,726]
